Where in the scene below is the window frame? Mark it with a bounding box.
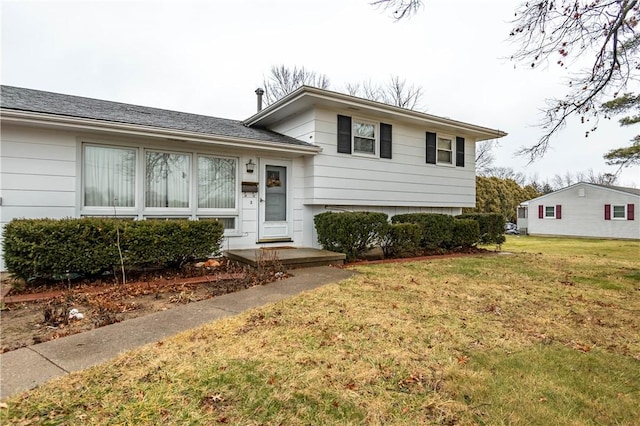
[196,154,239,215]
[437,136,454,165]
[544,205,556,218]
[612,204,627,220]
[81,143,139,214]
[143,148,192,214]
[80,141,241,235]
[351,118,378,157]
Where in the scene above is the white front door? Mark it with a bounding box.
[258,159,292,242]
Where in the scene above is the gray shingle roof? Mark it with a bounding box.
[594,183,640,196]
[0,85,314,148]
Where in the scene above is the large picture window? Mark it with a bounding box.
[83,145,136,207]
[198,156,236,209]
[145,151,190,208]
[83,143,239,230]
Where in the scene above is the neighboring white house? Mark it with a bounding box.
[0,85,507,270]
[519,182,640,239]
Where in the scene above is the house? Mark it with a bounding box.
[518,182,640,239]
[0,85,507,270]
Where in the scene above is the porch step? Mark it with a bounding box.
[224,247,346,269]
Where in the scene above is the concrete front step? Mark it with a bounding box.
[224,247,346,269]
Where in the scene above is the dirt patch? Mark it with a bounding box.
[0,260,285,353]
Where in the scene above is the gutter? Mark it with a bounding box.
[0,109,322,155]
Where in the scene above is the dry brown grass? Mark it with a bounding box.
[2,237,639,424]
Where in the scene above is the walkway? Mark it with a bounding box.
[0,266,355,399]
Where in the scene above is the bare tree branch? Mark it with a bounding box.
[509,0,640,161]
[475,140,496,174]
[262,65,330,106]
[370,0,423,20]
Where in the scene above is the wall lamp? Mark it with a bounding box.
[245,158,256,173]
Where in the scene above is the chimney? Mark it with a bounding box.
[255,88,265,112]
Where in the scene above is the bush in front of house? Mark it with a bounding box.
[2,218,224,282]
[314,211,388,261]
[456,213,505,245]
[380,223,422,258]
[450,219,481,249]
[391,213,455,250]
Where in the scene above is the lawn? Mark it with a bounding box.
[2,236,639,425]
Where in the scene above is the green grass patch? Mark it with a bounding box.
[456,345,640,425]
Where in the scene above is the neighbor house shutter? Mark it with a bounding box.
[628,204,635,220]
[556,205,562,219]
[455,136,465,167]
[538,205,544,219]
[426,132,436,164]
[380,123,392,159]
[604,204,611,220]
[337,115,352,154]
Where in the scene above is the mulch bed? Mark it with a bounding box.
[1,273,245,305]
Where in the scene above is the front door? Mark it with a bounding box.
[259,159,292,242]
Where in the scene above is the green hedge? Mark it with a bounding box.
[2,218,224,282]
[391,213,455,250]
[380,223,422,258]
[456,213,505,245]
[451,219,480,249]
[314,211,388,261]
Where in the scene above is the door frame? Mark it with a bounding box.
[258,157,293,242]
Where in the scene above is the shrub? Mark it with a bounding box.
[314,211,388,260]
[380,223,422,258]
[391,213,455,249]
[2,218,224,283]
[451,219,480,249]
[456,213,505,245]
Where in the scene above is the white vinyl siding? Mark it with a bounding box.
[297,108,477,208]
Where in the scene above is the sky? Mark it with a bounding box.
[1,0,639,187]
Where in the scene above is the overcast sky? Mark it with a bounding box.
[2,0,639,187]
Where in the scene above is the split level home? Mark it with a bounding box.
[0,85,507,270]
[517,182,640,239]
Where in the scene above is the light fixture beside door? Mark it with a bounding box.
[245,158,256,173]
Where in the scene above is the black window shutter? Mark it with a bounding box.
[456,136,465,167]
[337,115,352,154]
[380,123,392,159]
[426,132,436,164]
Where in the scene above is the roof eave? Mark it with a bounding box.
[245,86,508,141]
[1,109,322,155]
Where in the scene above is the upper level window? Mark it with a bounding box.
[353,121,376,155]
[426,132,465,167]
[84,145,136,208]
[145,151,190,208]
[437,138,453,164]
[613,205,626,219]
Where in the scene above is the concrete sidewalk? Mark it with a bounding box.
[0,266,355,400]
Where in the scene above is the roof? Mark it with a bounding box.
[245,86,508,142]
[524,182,640,204]
[0,85,315,149]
